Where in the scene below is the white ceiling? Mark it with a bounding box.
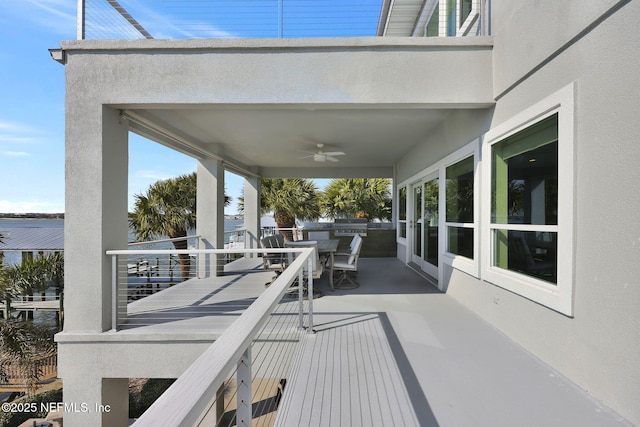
[125,105,464,177]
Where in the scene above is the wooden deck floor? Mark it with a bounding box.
[272,258,632,427]
[120,257,274,336]
[113,257,631,426]
[275,313,421,427]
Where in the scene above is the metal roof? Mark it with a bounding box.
[0,228,64,251]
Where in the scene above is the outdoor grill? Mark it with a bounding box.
[333,218,368,237]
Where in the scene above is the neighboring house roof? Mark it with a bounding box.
[0,228,64,251]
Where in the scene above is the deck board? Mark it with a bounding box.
[118,258,273,335]
[274,313,420,427]
[271,258,631,427]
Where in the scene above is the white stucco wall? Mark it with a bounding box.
[396,1,640,423]
[58,36,495,426]
[59,37,493,107]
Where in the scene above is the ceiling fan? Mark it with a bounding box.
[298,144,346,163]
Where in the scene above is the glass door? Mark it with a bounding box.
[422,177,439,279]
[411,183,423,265]
[409,176,439,281]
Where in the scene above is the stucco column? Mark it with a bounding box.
[61,370,128,426]
[243,176,261,255]
[61,105,129,427]
[63,106,128,333]
[196,159,225,276]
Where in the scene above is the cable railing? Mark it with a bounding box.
[106,246,316,426]
[79,0,384,40]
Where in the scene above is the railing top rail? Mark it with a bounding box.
[107,248,308,255]
[133,246,314,426]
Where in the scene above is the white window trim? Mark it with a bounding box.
[457,0,480,36]
[397,140,479,282]
[481,83,575,316]
[442,139,481,278]
[397,185,408,243]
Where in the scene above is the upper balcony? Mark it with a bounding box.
[52,2,495,188]
[77,0,490,41]
[97,250,628,426]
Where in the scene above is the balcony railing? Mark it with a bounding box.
[0,353,58,392]
[106,247,316,329]
[79,0,384,40]
[78,0,491,41]
[105,246,316,425]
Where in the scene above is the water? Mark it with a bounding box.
[0,217,245,265]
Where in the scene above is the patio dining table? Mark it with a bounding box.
[301,239,340,290]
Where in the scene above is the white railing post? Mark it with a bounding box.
[196,252,201,279]
[237,347,252,427]
[111,254,118,331]
[307,257,314,333]
[77,0,85,40]
[298,267,304,330]
[278,0,284,38]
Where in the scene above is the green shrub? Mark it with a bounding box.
[0,388,63,427]
[129,378,175,419]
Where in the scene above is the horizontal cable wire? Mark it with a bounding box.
[194,294,307,426]
[83,0,383,39]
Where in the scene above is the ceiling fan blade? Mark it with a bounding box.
[297,154,314,159]
[324,151,345,156]
[326,156,340,162]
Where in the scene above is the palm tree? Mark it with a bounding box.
[129,172,231,279]
[0,265,56,396]
[129,173,197,280]
[6,257,49,297]
[256,178,321,241]
[322,178,392,221]
[42,252,64,292]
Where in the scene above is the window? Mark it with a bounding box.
[442,140,479,277]
[446,156,474,259]
[454,0,479,36]
[491,114,558,284]
[446,0,457,36]
[460,0,472,28]
[398,186,407,239]
[482,83,575,316]
[425,3,439,37]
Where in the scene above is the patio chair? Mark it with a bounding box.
[284,241,324,298]
[260,235,287,286]
[284,241,324,280]
[332,234,363,289]
[337,233,360,253]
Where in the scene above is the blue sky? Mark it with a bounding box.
[0,0,73,213]
[0,0,241,214]
[0,0,379,215]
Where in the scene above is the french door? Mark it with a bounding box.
[410,175,439,280]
